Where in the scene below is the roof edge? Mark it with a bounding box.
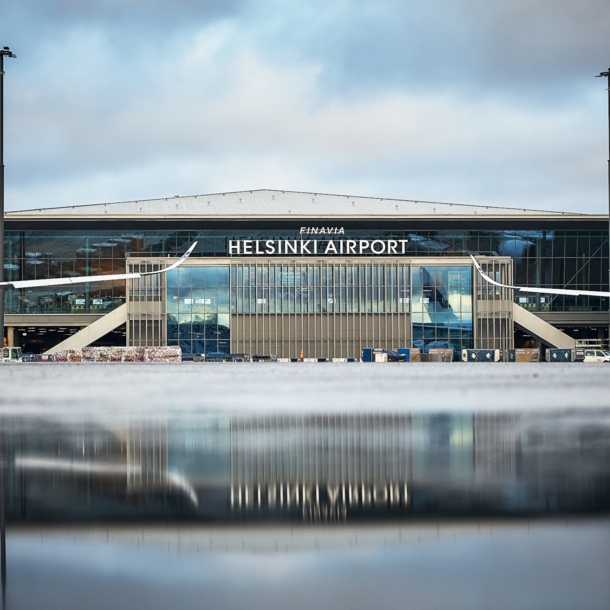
[5,188,581,216]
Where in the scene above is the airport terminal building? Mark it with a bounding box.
[3,189,608,358]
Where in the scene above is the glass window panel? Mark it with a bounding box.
[217,288,230,313]
[204,267,218,287]
[217,267,229,287]
[191,267,204,290]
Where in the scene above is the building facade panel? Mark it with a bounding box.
[2,190,607,353]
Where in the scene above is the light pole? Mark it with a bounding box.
[0,47,16,350]
[597,69,610,348]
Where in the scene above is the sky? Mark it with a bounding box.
[1,0,610,213]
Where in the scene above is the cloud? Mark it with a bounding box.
[1,0,609,212]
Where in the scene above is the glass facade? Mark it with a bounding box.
[4,227,608,315]
[166,266,231,355]
[230,263,411,314]
[166,262,474,356]
[411,266,473,353]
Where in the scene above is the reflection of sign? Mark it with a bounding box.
[228,239,409,256]
[231,481,409,522]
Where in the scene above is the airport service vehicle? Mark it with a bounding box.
[583,350,610,363]
[2,347,22,362]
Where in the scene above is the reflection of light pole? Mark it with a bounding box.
[0,46,17,350]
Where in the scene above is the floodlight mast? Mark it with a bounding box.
[0,46,16,350]
[596,68,610,348]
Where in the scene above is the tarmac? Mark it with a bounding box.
[0,362,608,421]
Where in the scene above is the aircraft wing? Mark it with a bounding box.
[0,242,198,290]
[471,255,610,297]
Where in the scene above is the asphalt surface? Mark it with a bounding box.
[0,362,608,421]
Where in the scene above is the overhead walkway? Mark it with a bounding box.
[44,304,127,354]
[512,302,576,349]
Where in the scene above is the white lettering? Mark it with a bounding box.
[227,235,409,256]
[325,240,338,254]
[370,240,386,254]
[300,240,312,254]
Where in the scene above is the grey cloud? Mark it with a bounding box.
[250,0,610,102]
[1,0,609,213]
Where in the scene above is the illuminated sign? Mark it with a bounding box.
[228,239,409,256]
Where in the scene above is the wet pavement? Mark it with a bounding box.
[0,362,609,609]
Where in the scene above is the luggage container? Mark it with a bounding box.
[361,347,373,362]
[224,353,250,362]
[30,354,55,362]
[546,349,575,362]
[506,348,540,362]
[397,348,410,362]
[421,353,441,362]
[428,348,454,362]
[374,351,388,363]
[461,349,500,362]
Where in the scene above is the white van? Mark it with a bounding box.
[583,349,610,363]
[2,347,23,362]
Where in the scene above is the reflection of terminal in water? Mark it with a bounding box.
[2,410,610,522]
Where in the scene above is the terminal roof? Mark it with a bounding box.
[6,188,585,219]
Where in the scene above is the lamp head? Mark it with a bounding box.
[596,70,610,78]
[0,46,16,58]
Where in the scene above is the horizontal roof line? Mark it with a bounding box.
[5,213,601,220]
